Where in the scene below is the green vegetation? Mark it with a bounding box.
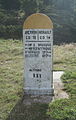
[47,71,76,120]
[0,40,76,120]
[61,71,76,98]
[0,0,76,44]
[48,44,76,120]
[47,99,76,120]
[0,39,23,120]
[53,44,76,70]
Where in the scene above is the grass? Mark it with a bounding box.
[61,71,76,98]
[48,44,76,120]
[0,39,23,120]
[47,99,76,120]
[0,39,76,120]
[53,44,76,70]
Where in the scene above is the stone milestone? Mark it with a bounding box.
[23,13,54,95]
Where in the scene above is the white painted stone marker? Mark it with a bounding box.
[23,13,54,95]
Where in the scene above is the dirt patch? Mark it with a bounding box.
[53,71,69,100]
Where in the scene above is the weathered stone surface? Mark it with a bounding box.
[23,13,54,95]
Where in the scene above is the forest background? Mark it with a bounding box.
[0,0,76,44]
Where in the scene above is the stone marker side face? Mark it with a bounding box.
[23,29,53,95]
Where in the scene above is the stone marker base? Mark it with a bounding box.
[23,93,54,105]
[24,88,54,95]
[23,87,54,105]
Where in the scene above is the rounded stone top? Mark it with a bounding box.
[23,13,53,29]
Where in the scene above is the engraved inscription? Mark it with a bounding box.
[24,29,52,58]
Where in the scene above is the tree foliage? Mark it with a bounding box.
[0,0,76,43]
[21,0,37,16]
[0,0,21,10]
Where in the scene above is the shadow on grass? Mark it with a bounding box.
[6,96,51,120]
